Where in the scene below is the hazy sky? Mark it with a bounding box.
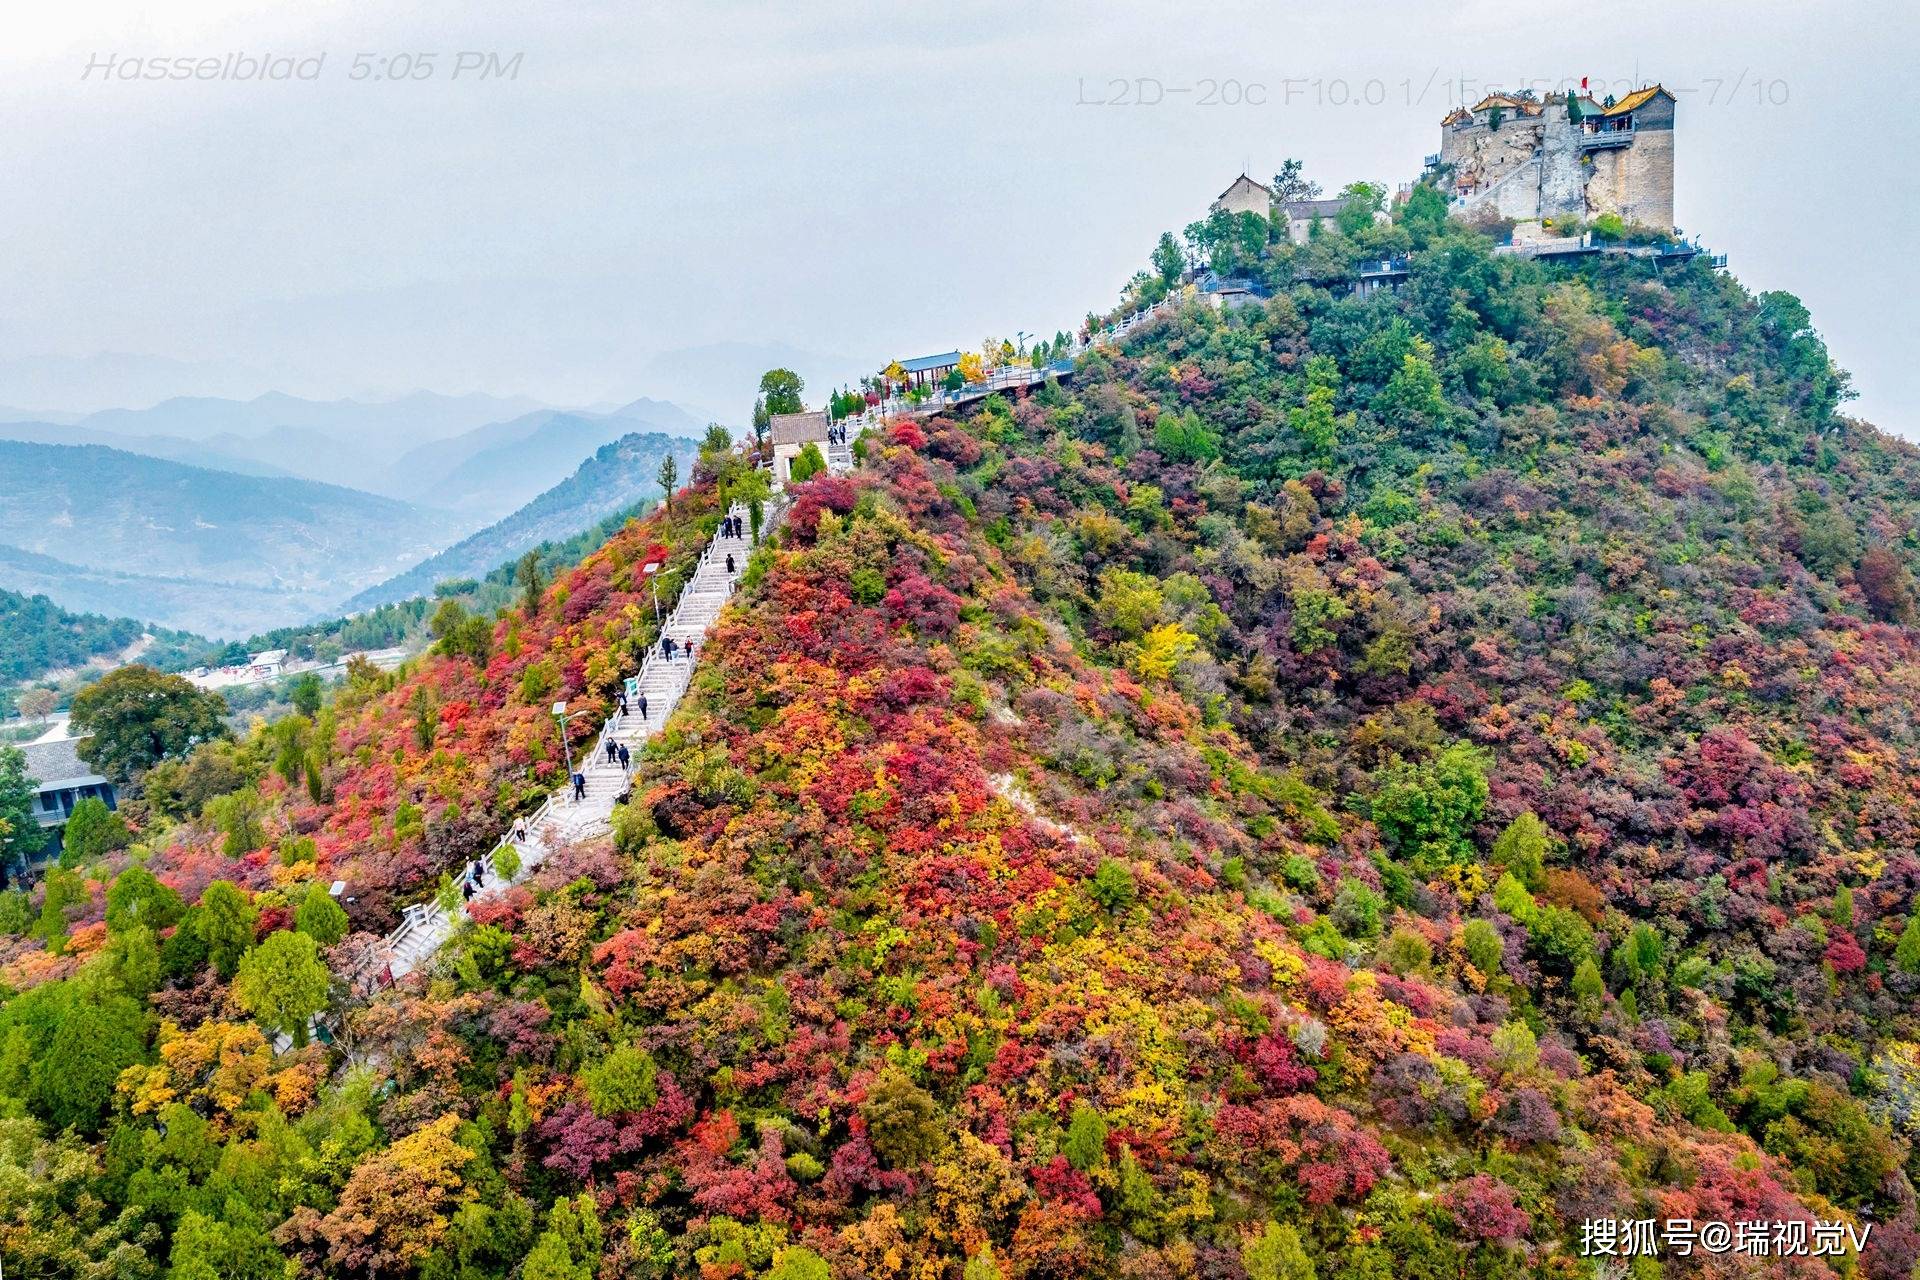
[3,0,1915,432]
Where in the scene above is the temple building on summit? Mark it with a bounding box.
[1435,85,1676,231]
[1210,175,1375,245]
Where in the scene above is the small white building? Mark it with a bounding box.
[768,410,830,484]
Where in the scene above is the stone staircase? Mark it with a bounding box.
[373,497,770,983]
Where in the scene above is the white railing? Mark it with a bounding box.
[371,498,771,984]
[375,789,555,968]
[1087,289,1180,348]
[824,291,1189,438]
[1576,124,1634,147]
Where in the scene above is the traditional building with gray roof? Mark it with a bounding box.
[16,736,116,859]
[769,410,831,484]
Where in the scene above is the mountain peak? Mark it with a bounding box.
[7,199,1917,1280]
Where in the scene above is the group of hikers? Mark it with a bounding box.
[437,508,759,923]
[548,687,658,805]
[561,733,635,803]
[655,634,695,662]
[719,516,745,580]
[827,422,849,445]
[556,509,758,814]
[459,856,488,901]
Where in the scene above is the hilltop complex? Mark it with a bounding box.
[8,89,1920,1280]
[1214,84,1676,246]
[1436,86,1676,230]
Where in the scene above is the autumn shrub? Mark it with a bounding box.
[862,1069,943,1168]
[1089,859,1137,912]
[1331,879,1386,939]
[583,1043,659,1117]
[1368,742,1489,874]
[1377,926,1432,976]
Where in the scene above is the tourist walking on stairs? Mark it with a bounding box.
[572,771,586,802]
[637,693,649,722]
[618,742,631,773]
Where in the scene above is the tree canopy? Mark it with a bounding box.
[69,664,230,782]
[757,368,805,416]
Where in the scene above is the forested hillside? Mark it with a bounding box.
[0,589,203,686]
[345,432,696,610]
[0,442,466,635]
[4,194,1920,1280]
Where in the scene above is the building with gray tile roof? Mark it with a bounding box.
[16,736,115,851]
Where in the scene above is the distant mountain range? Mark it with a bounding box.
[0,391,706,520]
[0,390,713,637]
[0,350,275,414]
[0,418,298,480]
[394,402,701,521]
[0,442,465,636]
[0,391,549,493]
[344,431,698,610]
[0,405,84,426]
[72,390,549,443]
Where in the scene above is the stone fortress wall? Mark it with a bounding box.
[1438,86,1674,232]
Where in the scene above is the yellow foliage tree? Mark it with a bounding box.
[926,1132,1028,1255]
[320,1112,475,1273]
[119,1020,274,1125]
[1134,623,1199,681]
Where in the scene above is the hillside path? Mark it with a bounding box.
[378,497,765,981]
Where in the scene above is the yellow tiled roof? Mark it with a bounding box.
[1603,85,1668,116]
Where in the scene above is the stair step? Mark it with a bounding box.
[375,504,775,984]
